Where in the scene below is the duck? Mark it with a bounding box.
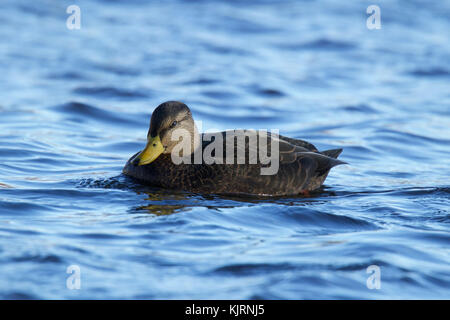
[123,101,345,196]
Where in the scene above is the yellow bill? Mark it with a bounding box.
[138,135,164,165]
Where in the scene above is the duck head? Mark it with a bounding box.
[137,101,200,165]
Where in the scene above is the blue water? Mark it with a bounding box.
[0,0,449,299]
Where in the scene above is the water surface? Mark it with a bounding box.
[0,0,449,299]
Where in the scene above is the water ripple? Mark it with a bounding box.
[0,0,449,299]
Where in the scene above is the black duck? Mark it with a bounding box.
[123,101,345,196]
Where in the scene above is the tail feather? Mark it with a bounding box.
[321,148,343,159]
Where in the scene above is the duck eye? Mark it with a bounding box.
[170,120,178,128]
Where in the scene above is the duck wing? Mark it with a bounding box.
[275,133,319,152]
[276,133,344,160]
[198,131,344,195]
[201,130,344,167]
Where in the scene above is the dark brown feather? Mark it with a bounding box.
[123,131,345,196]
